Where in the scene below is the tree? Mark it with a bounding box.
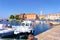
[41,18,46,21]
[9,15,14,19]
[15,15,20,20]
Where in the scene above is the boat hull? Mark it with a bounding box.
[0,31,14,38]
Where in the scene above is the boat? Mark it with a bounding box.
[0,24,14,38]
[40,21,45,24]
[13,21,34,35]
[35,20,40,24]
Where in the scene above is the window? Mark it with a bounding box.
[26,23,29,26]
[21,23,25,26]
[30,23,32,26]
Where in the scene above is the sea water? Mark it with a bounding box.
[0,21,54,40]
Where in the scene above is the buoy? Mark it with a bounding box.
[49,22,53,26]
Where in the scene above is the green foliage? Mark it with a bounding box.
[48,19,51,21]
[9,15,24,22]
[41,18,46,21]
[15,15,20,20]
[9,15,14,19]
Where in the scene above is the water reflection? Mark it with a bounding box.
[34,23,50,36]
[0,39,27,40]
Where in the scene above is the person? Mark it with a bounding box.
[27,34,37,40]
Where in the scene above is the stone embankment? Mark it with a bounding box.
[35,25,60,40]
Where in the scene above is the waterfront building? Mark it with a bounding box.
[38,15,46,20]
[46,14,58,20]
[25,13,37,20]
[16,13,25,20]
[38,11,46,20]
[10,12,60,21]
[15,13,37,20]
[56,13,60,20]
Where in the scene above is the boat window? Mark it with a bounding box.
[30,23,32,26]
[26,23,29,26]
[21,23,25,26]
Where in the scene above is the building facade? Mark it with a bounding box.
[16,13,25,20]
[38,15,46,20]
[46,14,59,20]
[25,13,37,20]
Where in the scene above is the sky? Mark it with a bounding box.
[0,0,60,18]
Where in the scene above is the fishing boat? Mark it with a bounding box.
[14,21,34,35]
[0,24,14,38]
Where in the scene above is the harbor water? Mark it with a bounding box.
[0,20,59,40]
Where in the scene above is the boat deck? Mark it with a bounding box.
[35,25,60,40]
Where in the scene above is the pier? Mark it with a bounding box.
[35,25,60,40]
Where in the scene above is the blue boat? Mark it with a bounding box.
[0,24,14,38]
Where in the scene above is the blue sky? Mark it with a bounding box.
[0,0,60,18]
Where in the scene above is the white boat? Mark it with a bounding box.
[0,24,14,38]
[13,21,34,35]
[40,21,45,24]
[35,20,40,24]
